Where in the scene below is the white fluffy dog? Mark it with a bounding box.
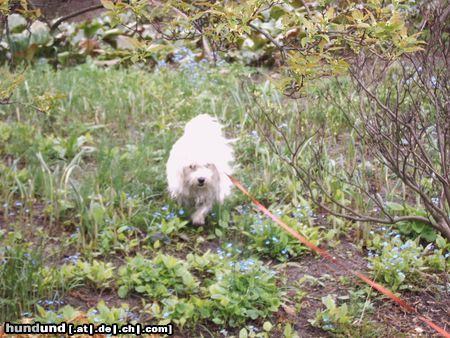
[166,114,234,225]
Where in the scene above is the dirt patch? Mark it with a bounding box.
[274,234,449,337]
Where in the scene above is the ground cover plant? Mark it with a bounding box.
[0,59,448,336]
[1,1,449,337]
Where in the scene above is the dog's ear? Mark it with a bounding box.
[218,172,233,202]
[166,160,185,199]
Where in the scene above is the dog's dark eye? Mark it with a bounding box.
[189,164,195,169]
[205,163,210,168]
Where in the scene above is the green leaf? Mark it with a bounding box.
[411,222,425,233]
[0,122,11,142]
[283,323,299,338]
[351,10,364,22]
[386,202,404,212]
[435,235,447,249]
[399,222,412,235]
[270,6,286,20]
[239,328,248,338]
[117,285,129,298]
[420,227,437,242]
[246,309,260,319]
[7,14,27,33]
[263,321,273,331]
[101,0,115,10]
[325,7,335,21]
[135,285,146,293]
[212,317,223,324]
[322,295,336,309]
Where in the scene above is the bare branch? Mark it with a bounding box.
[50,4,105,32]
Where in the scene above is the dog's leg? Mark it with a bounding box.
[192,203,212,225]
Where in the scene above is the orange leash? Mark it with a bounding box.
[227,174,450,337]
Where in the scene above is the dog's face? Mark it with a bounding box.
[183,163,219,189]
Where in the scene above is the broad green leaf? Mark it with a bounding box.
[239,328,248,338]
[263,321,273,331]
[101,0,115,10]
[386,202,404,212]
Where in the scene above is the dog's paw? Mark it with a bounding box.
[192,214,206,225]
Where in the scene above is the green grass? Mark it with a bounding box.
[0,63,448,335]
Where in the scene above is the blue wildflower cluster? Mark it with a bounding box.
[219,242,243,260]
[368,236,426,290]
[291,204,315,220]
[237,258,256,273]
[157,46,221,88]
[243,210,321,261]
[2,200,29,216]
[37,299,65,307]
[63,253,80,264]
[152,204,185,222]
[235,204,252,216]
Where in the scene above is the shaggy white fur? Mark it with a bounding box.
[166,114,234,225]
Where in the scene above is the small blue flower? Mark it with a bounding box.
[178,209,185,215]
[165,212,176,220]
[400,242,410,250]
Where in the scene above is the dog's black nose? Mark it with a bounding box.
[198,177,205,185]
